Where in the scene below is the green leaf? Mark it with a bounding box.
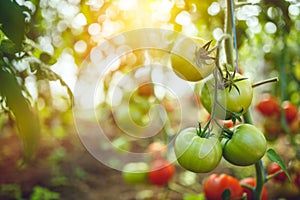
[0,39,20,56]
[221,189,231,200]
[266,148,292,181]
[0,0,26,49]
[0,66,40,161]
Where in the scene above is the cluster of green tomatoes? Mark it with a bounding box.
[171,38,267,173]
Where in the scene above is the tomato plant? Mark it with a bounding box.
[148,159,175,186]
[240,177,268,200]
[203,174,243,200]
[222,124,267,166]
[122,162,149,185]
[170,37,215,82]
[174,127,222,173]
[200,73,253,119]
[267,162,288,183]
[256,94,280,117]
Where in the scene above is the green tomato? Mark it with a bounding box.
[170,37,215,82]
[224,73,253,114]
[200,77,229,119]
[200,73,253,119]
[122,162,149,184]
[112,136,131,152]
[222,124,267,166]
[113,104,146,136]
[174,127,222,173]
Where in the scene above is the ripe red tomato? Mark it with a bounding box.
[267,162,287,182]
[148,159,175,186]
[240,177,268,200]
[203,174,243,200]
[256,94,280,117]
[282,101,298,124]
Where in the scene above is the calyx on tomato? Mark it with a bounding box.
[170,37,216,82]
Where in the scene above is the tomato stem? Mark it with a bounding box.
[251,77,279,88]
[253,161,265,200]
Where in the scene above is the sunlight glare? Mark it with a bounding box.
[175,11,191,26]
[119,0,137,11]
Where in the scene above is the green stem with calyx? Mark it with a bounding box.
[243,111,265,200]
[202,41,223,138]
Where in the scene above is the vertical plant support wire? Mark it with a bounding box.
[225,0,265,199]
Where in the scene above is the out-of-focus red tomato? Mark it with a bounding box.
[240,177,268,200]
[203,174,243,200]
[148,159,175,186]
[256,94,280,117]
[282,101,298,124]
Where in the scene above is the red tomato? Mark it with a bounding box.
[203,174,244,200]
[148,159,175,186]
[221,119,240,129]
[267,162,287,182]
[240,177,268,200]
[282,101,298,124]
[256,94,280,117]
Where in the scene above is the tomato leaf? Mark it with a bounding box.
[266,148,291,181]
[221,189,231,200]
[0,0,25,49]
[0,66,40,161]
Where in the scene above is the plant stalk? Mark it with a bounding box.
[225,0,234,69]
[243,111,265,200]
